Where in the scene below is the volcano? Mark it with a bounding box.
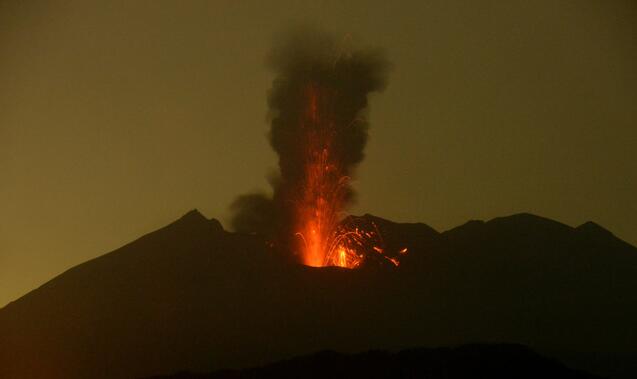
[0,210,636,378]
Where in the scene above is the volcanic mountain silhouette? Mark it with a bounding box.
[0,210,635,378]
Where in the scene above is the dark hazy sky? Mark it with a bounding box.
[1,0,635,306]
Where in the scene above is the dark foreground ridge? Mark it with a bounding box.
[149,344,600,379]
[0,210,636,378]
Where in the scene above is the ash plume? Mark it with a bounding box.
[231,28,389,260]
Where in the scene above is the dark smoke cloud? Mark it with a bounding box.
[230,27,389,252]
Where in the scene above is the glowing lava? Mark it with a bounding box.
[292,84,402,269]
[228,30,394,267]
[294,83,353,267]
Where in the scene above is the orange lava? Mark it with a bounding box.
[294,83,352,267]
[293,83,403,268]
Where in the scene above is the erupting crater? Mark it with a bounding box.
[231,29,395,269]
[291,84,407,269]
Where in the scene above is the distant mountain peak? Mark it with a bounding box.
[576,221,613,237]
[488,213,574,233]
[179,209,206,222]
[490,212,564,225]
[173,209,224,232]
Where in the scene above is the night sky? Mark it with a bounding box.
[1,1,635,306]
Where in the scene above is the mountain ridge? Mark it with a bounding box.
[0,210,635,378]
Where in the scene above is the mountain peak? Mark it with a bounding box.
[172,209,224,232]
[179,209,206,222]
[491,212,562,225]
[576,221,613,238]
[487,212,573,233]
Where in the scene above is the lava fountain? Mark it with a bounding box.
[293,84,398,268]
[230,28,395,268]
[294,83,356,267]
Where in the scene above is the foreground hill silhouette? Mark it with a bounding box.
[149,344,600,379]
[0,210,635,378]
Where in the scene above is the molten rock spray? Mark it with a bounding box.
[231,29,390,267]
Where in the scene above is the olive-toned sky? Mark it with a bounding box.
[1,0,635,307]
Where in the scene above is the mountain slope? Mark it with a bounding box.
[0,211,635,378]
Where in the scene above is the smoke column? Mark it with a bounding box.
[231,28,389,266]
